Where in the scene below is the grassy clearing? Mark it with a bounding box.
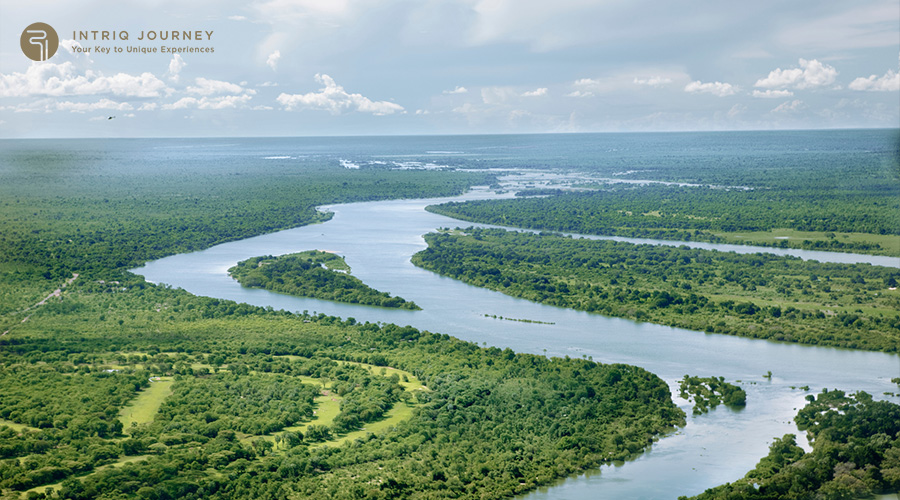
[250,360,428,451]
[0,419,39,433]
[323,400,417,448]
[118,377,174,433]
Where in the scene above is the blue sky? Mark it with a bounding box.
[1,0,898,137]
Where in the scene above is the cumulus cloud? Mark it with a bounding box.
[266,50,281,71]
[521,87,547,97]
[684,80,738,96]
[276,74,404,115]
[186,77,254,96]
[634,76,672,87]
[167,54,187,82]
[849,69,899,91]
[0,62,169,98]
[162,94,254,110]
[443,86,468,94]
[772,99,805,113]
[752,89,794,98]
[566,90,594,98]
[755,58,838,89]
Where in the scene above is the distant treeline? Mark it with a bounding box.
[427,180,899,254]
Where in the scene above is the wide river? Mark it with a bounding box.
[135,188,900,499]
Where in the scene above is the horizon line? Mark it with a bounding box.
[1,126,898,141]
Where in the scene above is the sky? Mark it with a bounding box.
[1,0,898,138]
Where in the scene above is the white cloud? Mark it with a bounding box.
[443,86,468,94]
[752,89,794,98]
[266,50,281,71]
[521,87,547,97]
[415,109,430,115]
[849,69,900,92]
[755,58,838,89]
[0,62,169,98]
[684,80,738,97]
[566,90,594,98]
[574,78,599,87]
[167,54,187,82]
[186,77,253,96]
[634,76,672,87]
[228,15,248,21]
[162,95,254,110]
[139,103,159,111]
[55,99,134,113]
[772,99,805,113]
[276,74,404,115]
[258,81,279,87]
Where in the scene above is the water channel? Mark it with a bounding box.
[134,188,900,499]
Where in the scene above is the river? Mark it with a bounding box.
[134,188,900,499]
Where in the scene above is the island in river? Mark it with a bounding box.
[229,250,422,310]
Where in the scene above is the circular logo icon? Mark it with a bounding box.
[20,22,59,61]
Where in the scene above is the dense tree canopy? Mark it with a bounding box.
[229,251,420,310]
[412,228,900,352]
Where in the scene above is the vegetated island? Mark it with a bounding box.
[681,390,900,499]
[411,228,900,352]
[229,251,421,310]
[678,375,747,415]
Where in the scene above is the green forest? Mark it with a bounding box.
[0,277,683,499]
[0,147,686,500]
[412,228,900,352]
[1,134,899,499]
[426,168,900,256]
[229,251,420,310]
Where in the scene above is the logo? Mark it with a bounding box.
[20,22,59,61]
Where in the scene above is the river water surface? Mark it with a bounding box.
[135,189,900,499]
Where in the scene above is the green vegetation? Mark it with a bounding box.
[0,278,683,499]
[0,142,686,499]
[2,134,897,499]
[682,390,900,499]
[229,251,420,310]
[412,228,900,352]
[678,376,746,415]
[427,169,900,255]
[0,144,494,281]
